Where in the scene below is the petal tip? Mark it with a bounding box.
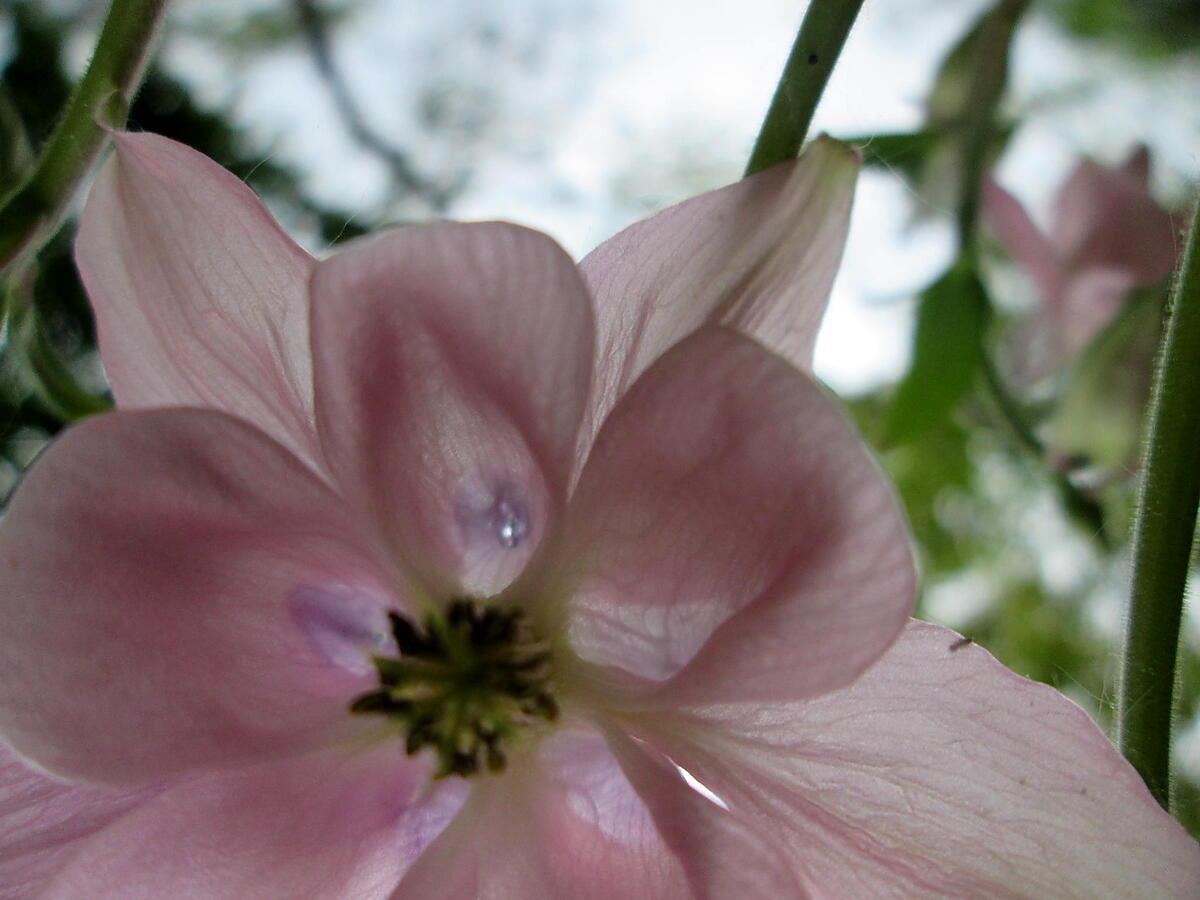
[807,133,863,174]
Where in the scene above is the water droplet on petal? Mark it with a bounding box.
[492,497,528,549]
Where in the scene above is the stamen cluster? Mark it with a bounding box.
[351,599,558,777]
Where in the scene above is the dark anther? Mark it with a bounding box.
[350,598,557,779]
[389,611,433,657]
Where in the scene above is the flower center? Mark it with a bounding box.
[350,599,558,778]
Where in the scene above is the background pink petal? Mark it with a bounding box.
[0,409,392,785]
[554,327,913,702]
[578,137,858,452]
[1052,151,1178,285]
[1057,265,1139,355]
[310,222,594,599]
[44,747,427,899]
[642,621,1200,898]
[75,132,320,467]
[0,742,154,900]
[982,176,1063,303]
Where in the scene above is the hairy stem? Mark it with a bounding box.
[0,0,169,274]
[1119,199,1200,809]
[745,0,866,176]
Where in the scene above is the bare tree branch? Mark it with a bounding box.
[293,0,461,209]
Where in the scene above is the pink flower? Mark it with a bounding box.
[983,146,1179,376]
[0,133,1196,898]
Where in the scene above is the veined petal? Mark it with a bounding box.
[602,725,806,899]
[554,327,913,702]
[0,409,391,785]
[0,742,153,900]
[75,133,319,466]
[310,222,594,599]
[643,621,1200,898]
[579,137,858,452]
[392,728,691,899]
[43,747,427,899]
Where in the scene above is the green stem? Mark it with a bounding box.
[0,0,169,274]
[745,0,866,176]
[1,272,111,423]
[978,350,1109,543]
[951,1,1109,542]
[979,352,1042,457]
[954,0,1027,248]
[1118,199,1200,810]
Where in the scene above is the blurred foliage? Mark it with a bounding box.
[179,0,363,56]
[850,0,1200,835]
[1047,0,1200,56]
[1047,287,1164,477]
[882,262,991,445]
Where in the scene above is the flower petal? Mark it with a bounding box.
[0,741,152,900]
[43,747,427,899]
[644,621,1200,898]
[0,409,390,785]
[309,222,594,598]
[1053,153,1179,286]
[556,326,914,702]
[75,133,319,465]
[393,728,693,899]
[579,137,858,447]
[602,724,807,899]
[982,176,1062,302]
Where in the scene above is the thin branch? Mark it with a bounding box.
[293,0,458,209]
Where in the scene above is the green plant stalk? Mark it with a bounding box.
[745,0,866,176]
[978,350,1109,544]
[953,0,1027,247]
[0,0,169,274]
[1,272,111,423]
[948,0,1106,539]
[1119,199,1200,810]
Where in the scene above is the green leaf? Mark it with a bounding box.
[883,262,991,445]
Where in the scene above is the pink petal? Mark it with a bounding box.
[981,176,1063,303]
[309,222,595,598]
[44,747,428,899]
[0,741,153,899]
[579,137,858,449]
[602,724,807,899]
[0,408,391,785]
[554,326,914,702]
[75,133,319,466]
[394,728,693,899]
[1053,155,1179,286]
[644,621,1200,897]
[1057,265,1139,356]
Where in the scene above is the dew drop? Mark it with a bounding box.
[492,497,528,548]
